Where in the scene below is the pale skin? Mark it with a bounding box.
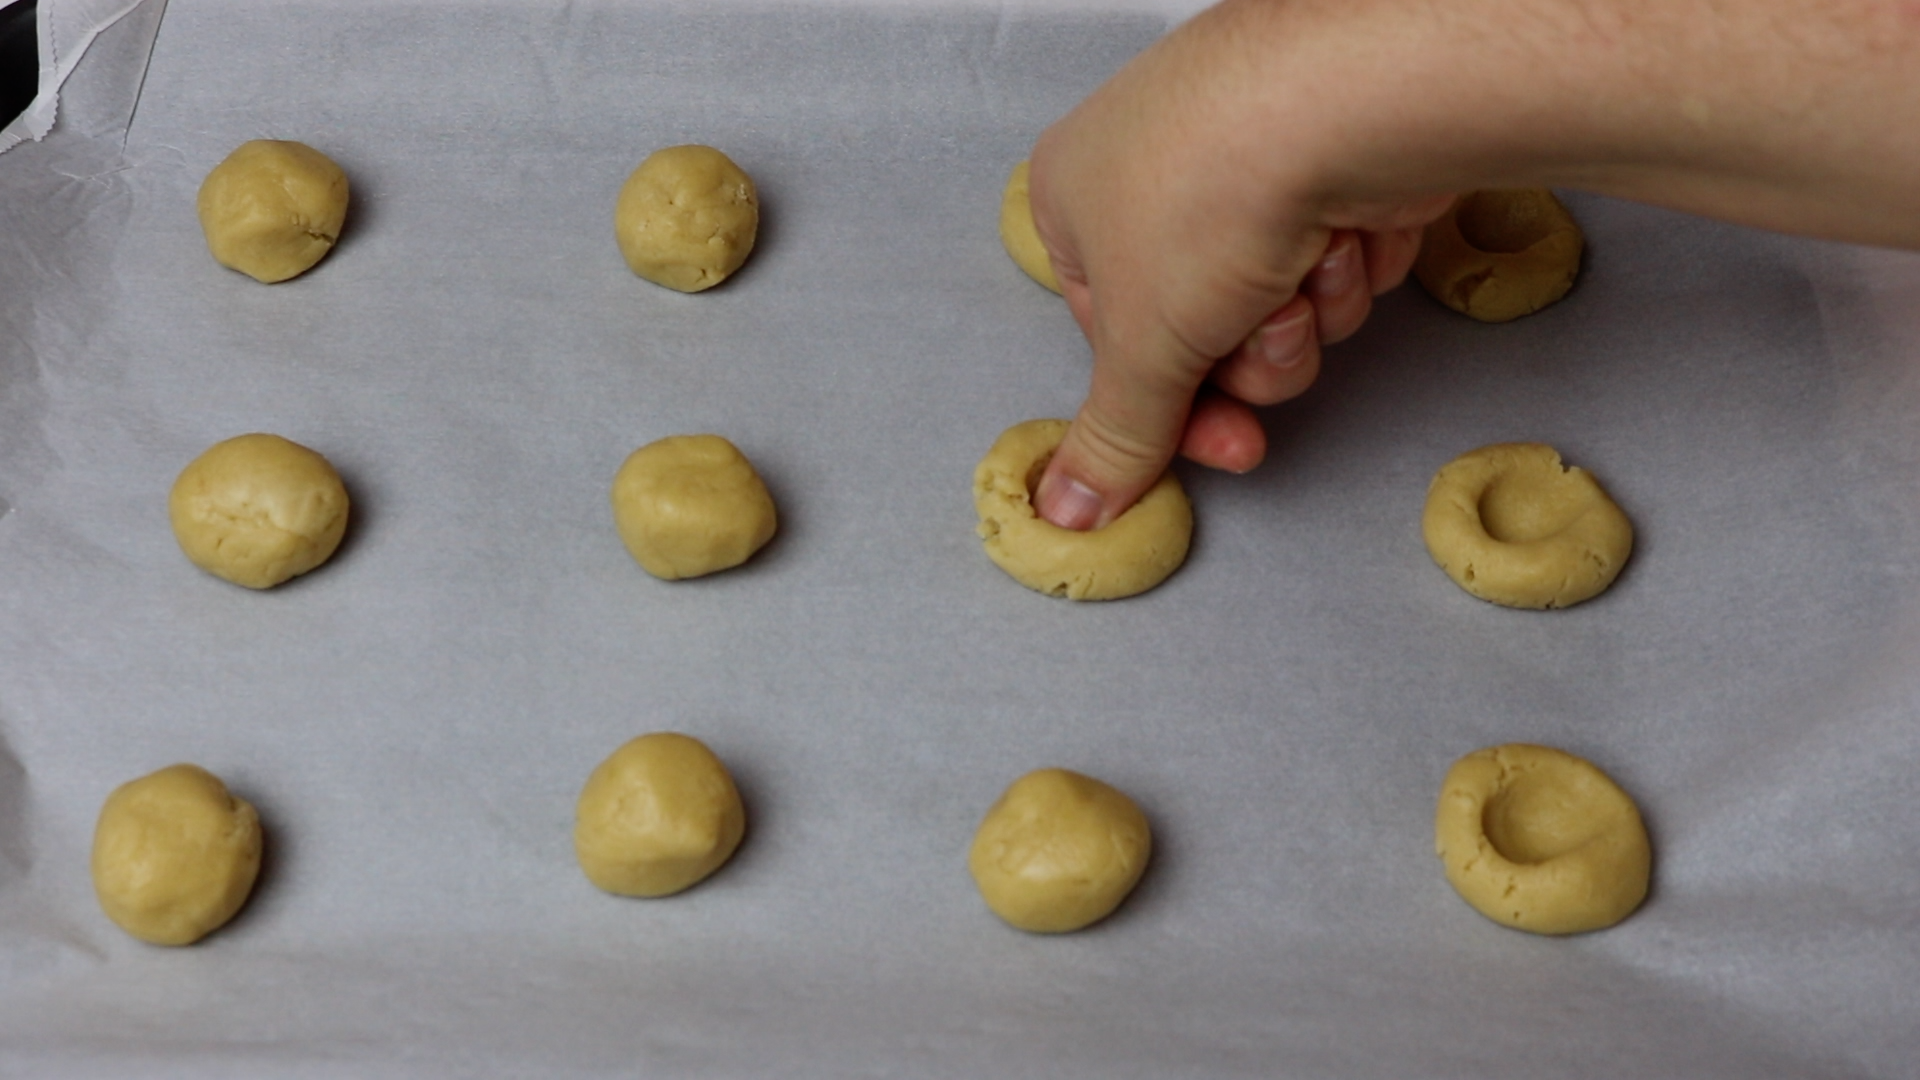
[1029,0,1920,530]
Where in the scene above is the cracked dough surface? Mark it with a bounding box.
[574,732,746,898]
[169,433,351,590]
[973,419,1191,600]
[197,139,349,284]
[1414,189,1582,322]
[999,160,1062,294]
[969,768,1151,933]
[614,145,758,293]
[91,764,263,946]
[1435,744,1650,935]
[1421,442,1631,609]
[611,434,777,580]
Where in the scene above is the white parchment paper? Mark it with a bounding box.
[2,1,1918,1076]
[0,0,152,153]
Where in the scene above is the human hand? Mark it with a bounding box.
[1024,0,1453,531]
[1025,0,1920,532]
[1031,214,1442,531]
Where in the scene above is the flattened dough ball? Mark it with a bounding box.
[611,434,777,580]
[197,140,350,283]
[92,764,263,946]
[574,733,746,898]
[969,768,1152,933]
[1435,744,1651,935]
[999,161,1062,294]
[973,419,1191,600]
[169,433,351,590]
[1422,442,1631,609]
[614,145,759,292]
[1414,189,1582,322]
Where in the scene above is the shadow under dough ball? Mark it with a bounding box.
[1434,744,1651,935]
[1414,189,1582,322]
[197,140,349,283]
[972,419,1191,600]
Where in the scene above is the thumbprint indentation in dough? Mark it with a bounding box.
[1474,462,1594,543]
[1434,743,1650,935]
[1421,442,1631,610]
[1413,189,1582,322]
[1454,190,1555,254]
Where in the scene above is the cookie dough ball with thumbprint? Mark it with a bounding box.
[1414,189,1583,322]
[574,733,746,898]
[1435,744,1651,935]
[611,434,777,580]
[197,140,350,283]
[969,768,1152,933]
[1421,442,1632,610]
[973,419,1191,600]
[614,145,759,292]
[169,433,351,590]
[92,764,264,946]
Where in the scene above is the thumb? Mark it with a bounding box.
[1034,345,1204,531]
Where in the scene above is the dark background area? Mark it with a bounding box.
[1,0,37,129]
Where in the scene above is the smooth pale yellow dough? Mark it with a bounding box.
[1422,442,1631,609]
[999,161,1062,294]
[611,434,777,580]
[574,732,746,898]
[614,145,759,292]
[1414,189,1583,322]
[969,768,1152,933]
[1435,744,1651,935]
[91,764,263,946]
[973,419,1191,600]
[197,140,350,283]
[169,433,351,590]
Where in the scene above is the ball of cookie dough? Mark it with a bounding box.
[999,160,1062,294]
[91,764,263,946]
[1422,442,1632,610]
[169,433,351,590]
[1435,744,1651,935]
[196,140,350,284]
[969,768,1152,933]
[614,145,759,293]
[973,419,1192,600]
[611,434,777,580]
[1413,189,1582,322]
[574,732,746,898]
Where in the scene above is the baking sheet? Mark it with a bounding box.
[3,1,1918,1076]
